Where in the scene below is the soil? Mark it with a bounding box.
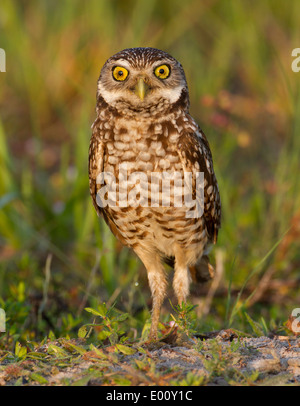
[1,331,299,386]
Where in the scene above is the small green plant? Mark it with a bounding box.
[169,301,198,337]
[78,302,129,345]
[171,371,206,386]
[14,341,27,361]
[243,312,270,337]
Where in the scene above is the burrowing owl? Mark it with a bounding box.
[89,47,221,340]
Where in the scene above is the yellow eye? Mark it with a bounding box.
[154,64,170,79]
[112,66,129,81]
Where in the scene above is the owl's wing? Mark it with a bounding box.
[89,122,129,245]
[89,123,105,217]
[176,126,221,244]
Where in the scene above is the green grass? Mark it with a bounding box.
[0,0,299,362]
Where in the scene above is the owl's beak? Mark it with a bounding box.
[134,77,149,101]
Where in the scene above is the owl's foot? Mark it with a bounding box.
[158,325,196,348]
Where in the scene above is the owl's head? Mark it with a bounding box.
[97,47,189,116]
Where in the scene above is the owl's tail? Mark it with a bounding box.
[163,254,215,283]
[189,255,215,283]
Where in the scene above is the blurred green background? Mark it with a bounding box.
[0,0,299,346]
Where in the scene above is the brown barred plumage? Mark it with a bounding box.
[89,47,221,340]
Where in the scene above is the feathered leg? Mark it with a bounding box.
[134,247,167,340]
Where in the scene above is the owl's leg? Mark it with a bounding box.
[134,247,167,340]
[173,247,191,306]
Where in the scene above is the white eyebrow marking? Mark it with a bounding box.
[111,59,131,69]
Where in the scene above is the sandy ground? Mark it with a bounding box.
[1,332,299,386]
